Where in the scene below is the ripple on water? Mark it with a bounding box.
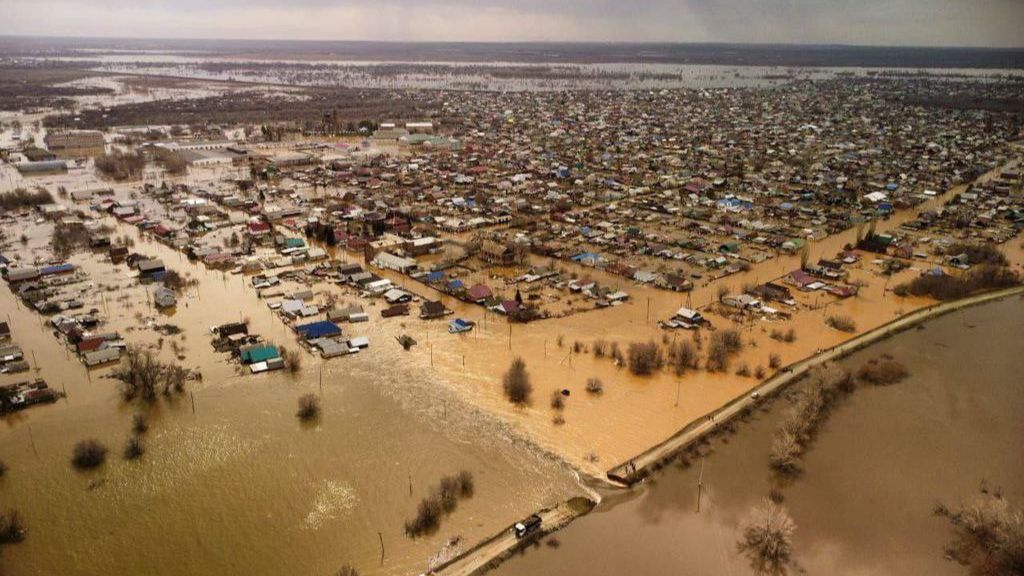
[303,479,358,530]
[101,423,262,501]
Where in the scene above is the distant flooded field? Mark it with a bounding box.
[492,295,1024,576]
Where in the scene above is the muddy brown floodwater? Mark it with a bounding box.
[0,219,584,576]
[492,295,1024,576]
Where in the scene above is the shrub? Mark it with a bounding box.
[668,341,698,375]
[735,363,751,377]
[737,499,796,576]
[856,357,909,385]
[0,188,53,210]
[934,488,1024,576]
[123,436,145,460]
[281,346,302,375]
[768,353,782,370]
[826,315,857,333]
[706,329,744,372]
[550,391,565,411]
[0,459,7,477]
[95,150,146,180]
[769,364,854,474]
[945,243,1008,267]
[404,471,475,538]
[755,366,766,379]
[132,412,149,434]
[895,265,1019,301]
[335,566,359,576]
[592,340,607,358]
[585,378,604,395]
[502,357,532,405]
[71,439,108,470]
[0,509,26,544]
[296,393,321,421]
[627,341,664,375]
[610,342,624,365]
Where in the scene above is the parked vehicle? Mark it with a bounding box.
[513,514,542,538]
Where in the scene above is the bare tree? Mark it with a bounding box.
[737,499,797,576]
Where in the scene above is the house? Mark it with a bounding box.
[466,284,493,303]
[137,259,166,279]
[381,304,409,318]
[784,270,816,290]
[419,300,451,319]
[723,294,761,310]
[239,344,280,364]
[295,321,343,341]
[372,252,418,274]
[752,282,793,303]
[383,288,413,304]
[480,240,518,266]
[664,307,706,329]
[211,322,248,339]
[153,286,177,309]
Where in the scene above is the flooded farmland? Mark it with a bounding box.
[491,295,1024,576]
[0,216,585,576]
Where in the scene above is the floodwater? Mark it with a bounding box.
[492,295,1024,576]
[0,216,585,576]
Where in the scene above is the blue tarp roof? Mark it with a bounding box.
[572,252,600,262]
[425,271,444,283]
[295,321,342,339]
[447,279,465,290]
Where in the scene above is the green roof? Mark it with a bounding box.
[241,345,279,364]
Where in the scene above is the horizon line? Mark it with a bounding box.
[2,33,1024,52]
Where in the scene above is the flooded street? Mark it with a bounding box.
[492,295,1024,576]
[0,219,584,576]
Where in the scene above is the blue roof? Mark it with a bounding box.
[39,263,75,276]
[295,321,342,339]
[425,271,444,283]
[447,279,465,290]
[572,252,600,262]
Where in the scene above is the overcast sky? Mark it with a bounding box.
[2,0,1022,47]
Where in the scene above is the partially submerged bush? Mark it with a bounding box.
[585,377,604,395]
[895,265,1019,301]
[95,150,146,180]
[856,357,909,385]
[550,390,565,411]
[707,329,744,372]
[0,509,26,544]
[826,315,857,333]
[668,341,698,375]
[123,436,145,460]
[934,488,1024,576]
[502,357,533,405]
[132,412,149,434]
[296,393,321,421]
[281,346,302,375]
[627,341,664,375]
[405,471,475,538]
[71,439,108,470]
[769,364,854,475]
[737,499,796,576]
